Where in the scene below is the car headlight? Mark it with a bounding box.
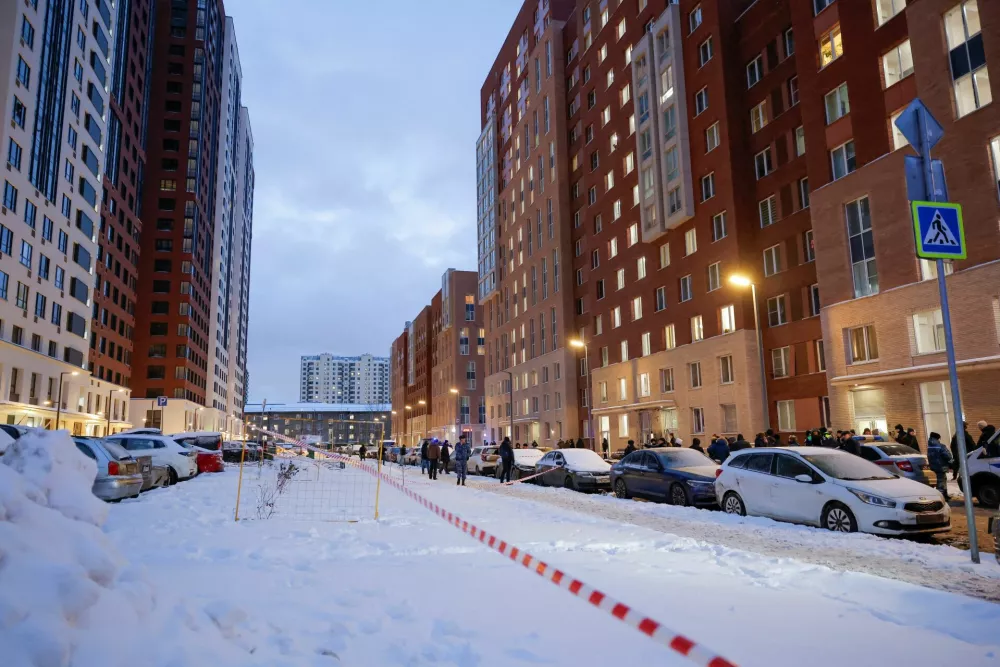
[685,479,714,490]
[576,471,593,476]
[847,488,897,508]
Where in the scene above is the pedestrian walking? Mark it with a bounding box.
[358,444,367,460]
[689,438,705,455]
[398,444,407,467]
[707,436,730,463]
[927,432,953,500]
[602,437,610,459]
[420,439,429,475]
[951,423,976,480]
[441,440,451,475]
[623,439,637,456]
[498,437,514,483]
[426,439,441,480]
[454,435,471,486]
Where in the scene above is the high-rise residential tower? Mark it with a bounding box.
[299,353,390,405]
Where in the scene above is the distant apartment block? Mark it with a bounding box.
[300,353,390,405]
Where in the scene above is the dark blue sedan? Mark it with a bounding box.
[610,449,720,507]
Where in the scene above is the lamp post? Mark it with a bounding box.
[729,274,769,432]
[106,388,124,436]
[404,405,412,448]
[449,387,460,441]
[55,371,79,431]
[568,338,596,451]
[500,369,513,442]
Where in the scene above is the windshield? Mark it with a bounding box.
[877,444,919,457]
[802,453,895,481]
[653,449,715,468]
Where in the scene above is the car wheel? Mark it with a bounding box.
[722,491,746,516]
[669,483,688,507]
[168,466,178,486]
[563,475,575,491]
[614,479,629,499]
[976,479,1000,509]
[822,502,858,532]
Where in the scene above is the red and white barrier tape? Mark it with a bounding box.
[247,429,737,666]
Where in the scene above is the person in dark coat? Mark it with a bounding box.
[623,439,637,456]
[426,439,441,480]
[689,438,705,455]
[731,434,751,451]
[927,432,953,499]
[977,421,998,456]
[575,437,585,449]
[706,437,730,463]
[440,440,451,474]
[498,437,515,483]
[902,428,920,452]
[894,424,907,445]
[420,440,430,474]
[787,435,799,446]
[754,433,768,448]
[398,444,407,466]
[951,423,976,480]
[358,444,367,460]
[601,438,610,458]
[841,435,862,457]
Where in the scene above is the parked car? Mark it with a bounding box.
[716,446,951,535]
[150,464,172,489]
[0,428,14,454]
[171,431,225,473]
[611,448,720,506]
[960,444,1000,508]
[494,448,545,481]
[535,448,612,491]
[73,437,144,501]
[468,446,500,476]
[402,446,421,466]
[858,443,930,484]
[106,432,198,484]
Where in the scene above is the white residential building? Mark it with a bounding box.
[299,353,390,405]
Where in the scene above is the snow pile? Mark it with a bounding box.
[0,431,268,667]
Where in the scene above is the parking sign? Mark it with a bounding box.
[911,201,966,260]
[156,396,168,407]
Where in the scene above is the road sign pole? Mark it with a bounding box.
[915,109,979,564]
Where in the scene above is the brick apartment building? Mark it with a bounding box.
[478,0,1000,450]
[390,269,487,447]
[810,0,1000,442]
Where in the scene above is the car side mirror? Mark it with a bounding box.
[794,474,813,484]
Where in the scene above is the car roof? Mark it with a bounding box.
[171,431,222,438]
[732,446,833,455]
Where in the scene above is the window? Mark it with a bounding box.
[628,223,639,247]
[831,141,856,180]
[747,56,763,88]
[816,340,827,372]
[698,37,713,66]
[763,245,781,276]
[784,28,795,57]
[705,122,720,151]
[794,126,806,156]
[721,304,735,333]
[712,212,727,241]
[684,228,697,256]
[612,306,622,328]
[691,315,704,341]
[920,258,953,281]
[660,368,674,393]
[691,407,706,434]
[7,139,22,170]
[946,0,991,118]
[19,240,32,268]
[16,57,30,88]
[679,275,692,302]
[617,268,626,291]
[750,102,767,133]
[21,16,35,48]
[654,287,667,312]
[759,195,777,227]
[694,87,708,115]
[701,173,715,201]
[788,75,799,106]
[819,26,843,67]
[15,282,28,309]
[659,243,670,268]
[2,181,16,212]
[707,262,721,291]
[664,147,679,182]
[846,196,878,297]
[618,414,630,438]
[767,295,788,327]
[809,284,821,316]
[618,377,628,401]
[632,296,643,321]
[825,83,850,123]
[913,309,946,354]
[883,40,913,87]
[609,237,618,258]
[689,362,702,388]
[849,324,879,363]
[772,347,791,378]
[720,355,734,384]
[920,381,955,444]
[876,0,906,25]
[11,96,26,128]
[637,256,647,279]
[777,400,796,432]
[665,324,677,350]
[689,4,703,32]
[755,148,773,179]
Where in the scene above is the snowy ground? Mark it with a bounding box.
[94,462,1000,666]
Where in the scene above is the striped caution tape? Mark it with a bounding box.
[247,428,737,667]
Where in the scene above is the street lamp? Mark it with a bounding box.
[106,388,124,436]
[55,371,80,431]
[405,405,413,447]
[569,338,596,452]
[500,369,513,442]
[729,273,769,432]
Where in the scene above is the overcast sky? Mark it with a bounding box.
[229,0,520,402]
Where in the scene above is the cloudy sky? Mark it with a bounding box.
[228,0,521,402]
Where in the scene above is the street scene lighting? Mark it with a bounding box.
[729,274,752,288]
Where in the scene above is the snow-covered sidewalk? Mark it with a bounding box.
[463,474,1000,601]
[95,465,1000,666]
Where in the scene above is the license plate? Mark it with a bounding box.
[596,476,609,483]
[916,513,945,524]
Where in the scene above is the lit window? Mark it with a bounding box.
[819,25,843,67]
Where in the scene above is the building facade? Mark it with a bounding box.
[244,402,391,447]
[811,0,1000,442]
[390,269,487,447]
[0,0,135,435]
[299,353,390,405]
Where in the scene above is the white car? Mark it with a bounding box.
[468,446,499,475]
[107,432,198,484]
[715,446,951,536]
[963,444,1000,509]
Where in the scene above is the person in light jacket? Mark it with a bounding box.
[426,439,441,480]
[927,432,953,499]
[453,435,471,486]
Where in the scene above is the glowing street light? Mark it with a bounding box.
[729,273,769,431]
[568,338,596,452]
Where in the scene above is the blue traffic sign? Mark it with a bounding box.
[911,201,966,260]
[156,396,168,407]
[894,99,944,153]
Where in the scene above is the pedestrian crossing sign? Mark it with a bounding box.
[911,201,966,260]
